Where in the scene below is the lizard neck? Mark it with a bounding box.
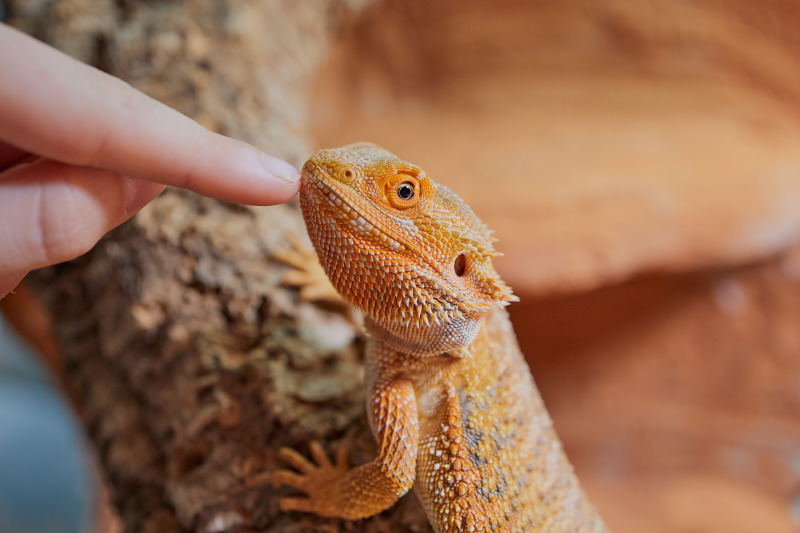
[364,313,485,358]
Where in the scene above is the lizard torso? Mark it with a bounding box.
[275,143,608,532]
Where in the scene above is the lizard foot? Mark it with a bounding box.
[274,233,342,305]
[274,441,350,516]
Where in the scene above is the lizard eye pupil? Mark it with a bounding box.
[389,179,420,209]
[454,253,467,277]
[397,182,415,200]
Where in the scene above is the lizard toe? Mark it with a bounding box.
[272,469,308,491]
[278,446,318,474]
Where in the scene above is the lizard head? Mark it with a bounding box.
[300,142,517,356]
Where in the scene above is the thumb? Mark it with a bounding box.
[0,158,163,281]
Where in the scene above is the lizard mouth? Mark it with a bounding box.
[301,163,407,253]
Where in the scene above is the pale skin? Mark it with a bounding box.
[0,24,300,298]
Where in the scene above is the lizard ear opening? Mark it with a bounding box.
[454,253,467,277]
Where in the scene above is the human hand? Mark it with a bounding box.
[0,24,301,297]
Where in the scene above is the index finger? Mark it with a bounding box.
[0,24,300,205]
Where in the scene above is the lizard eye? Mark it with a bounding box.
[389,180,420,209]
[454,253,467,277]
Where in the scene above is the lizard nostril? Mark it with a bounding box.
[454,253,467,277]
[338,167,357,182]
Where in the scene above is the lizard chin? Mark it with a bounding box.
[364,312,484,358]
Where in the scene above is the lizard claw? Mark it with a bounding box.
[277,446,318,475]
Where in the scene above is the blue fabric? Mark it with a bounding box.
[0,317,94,533]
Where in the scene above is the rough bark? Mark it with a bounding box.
[9,1,429,531]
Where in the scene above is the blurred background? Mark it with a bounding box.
[3,0,800,532]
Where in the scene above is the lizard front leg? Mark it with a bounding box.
[275,378,419,520]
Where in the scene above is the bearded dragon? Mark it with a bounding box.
[274,143,608,532]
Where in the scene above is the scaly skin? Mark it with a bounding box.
[275,143,608,532]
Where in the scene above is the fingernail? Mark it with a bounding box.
[261,152,300,183]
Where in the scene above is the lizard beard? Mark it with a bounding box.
[364,312,484,358]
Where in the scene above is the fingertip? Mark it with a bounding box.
[257,171,301,205]
[223,143,301,205]
[178,136,301,206]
